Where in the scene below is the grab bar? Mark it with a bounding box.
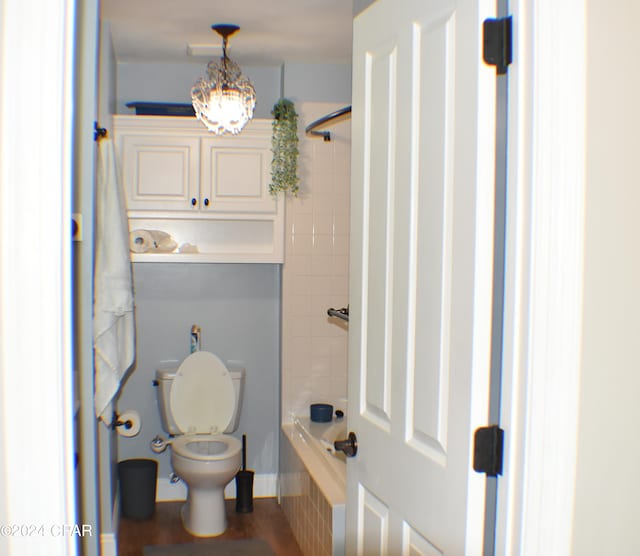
[305,105,352,142]
[327,306,349,322]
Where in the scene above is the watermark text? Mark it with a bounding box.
[0,524,93,537]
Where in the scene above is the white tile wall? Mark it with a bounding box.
[281,102,351,423]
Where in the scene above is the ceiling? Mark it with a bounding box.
[101,0,354,66]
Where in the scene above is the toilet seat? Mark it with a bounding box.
[170,351,235,434]
[172,434,242,462]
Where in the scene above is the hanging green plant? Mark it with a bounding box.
[270,98,299,196]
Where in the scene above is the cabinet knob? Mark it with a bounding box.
[191,198,197,207]
[204,198,210,207]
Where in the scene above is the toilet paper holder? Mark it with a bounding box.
[111,412,133,431]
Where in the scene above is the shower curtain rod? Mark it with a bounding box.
[305,105,352,142]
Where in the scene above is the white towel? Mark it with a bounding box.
[94,138,135,424]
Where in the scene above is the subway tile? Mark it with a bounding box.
[329,276,349,296]
[329,336,348,358]
[334,147,351,177]
[311,315,335,337]
[331,255,350,277]
[332,234,350,256]
[311,375,333,402]
[312,192,335,214]
[311,255,334,276]
[286,254,312,276]
[293,212,314,236]
[287,191,313,214]
[310,276,334,295]
[311,356,332,377]
[291,278,313,297]
[312,234,334,256]
[291,355,312,379]
[291,233,314,256]
[333,209,350,237]
[330,374,348,400]
[290,316,312,337]
[311,299,334,326]
[287,294,312,317]
[310,172,334,194]
[312,212,334,236]
[311,336,333,358]
[312,143,335,174]
[332,171,351,196]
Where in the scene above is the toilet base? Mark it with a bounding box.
[180,485,227,537]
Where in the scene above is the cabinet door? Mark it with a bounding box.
[120,134,200,211]
[200,135,277,214]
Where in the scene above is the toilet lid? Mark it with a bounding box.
[170,351,235,434]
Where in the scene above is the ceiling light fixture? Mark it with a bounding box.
[191,24,256,135]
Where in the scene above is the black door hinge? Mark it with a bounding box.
[473,425,504,477]
[483,16,513,75]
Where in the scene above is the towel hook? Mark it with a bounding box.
[94,121,108,142]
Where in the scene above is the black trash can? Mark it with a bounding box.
[118,459,158,519]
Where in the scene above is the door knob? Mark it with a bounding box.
[334,432,358,457]
[204,198,210,207]
[191,197,197,207]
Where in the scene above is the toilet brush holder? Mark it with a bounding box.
[235,469,254,513]
[235,433,254,513]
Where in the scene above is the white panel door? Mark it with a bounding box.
[347,0,497,553]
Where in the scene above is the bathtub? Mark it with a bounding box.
[280,416,347,556]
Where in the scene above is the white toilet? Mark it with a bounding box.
[153,350,246,537]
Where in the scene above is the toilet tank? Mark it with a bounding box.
[155,362,245,435]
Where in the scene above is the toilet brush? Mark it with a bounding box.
[235,434,254,513]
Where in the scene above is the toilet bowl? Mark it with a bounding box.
[153,351,245,537]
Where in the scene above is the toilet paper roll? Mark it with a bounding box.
[129,230,155,253]
[115,410,141,438]
[129,230,177,254]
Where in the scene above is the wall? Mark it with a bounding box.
[353,0,377,16]
[115,61,352,117]
[116,62,281,117]
[571,1,640,553]
[280,102,351,423]
[96,21,120,549]
[116,263,281,489]
[282,64,351,105]
[73,1,104,554]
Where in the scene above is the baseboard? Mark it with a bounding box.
[156,473,278,502]
[100,478,120,556]
[100,533,117,556]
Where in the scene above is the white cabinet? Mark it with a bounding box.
[120,134,200,211]
[114,115,283,263]
[201,135,275,214]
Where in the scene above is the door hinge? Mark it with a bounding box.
[483,16,513,75]
[473,425,504,477]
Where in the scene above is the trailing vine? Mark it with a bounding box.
[270,98,299,196]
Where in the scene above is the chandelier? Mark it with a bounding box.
[191,24,256,135]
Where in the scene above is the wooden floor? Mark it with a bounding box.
[117,499,302,556]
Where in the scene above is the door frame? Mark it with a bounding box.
[0,0,586,553]
[496,0,586,553]
[0,0,77,554]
